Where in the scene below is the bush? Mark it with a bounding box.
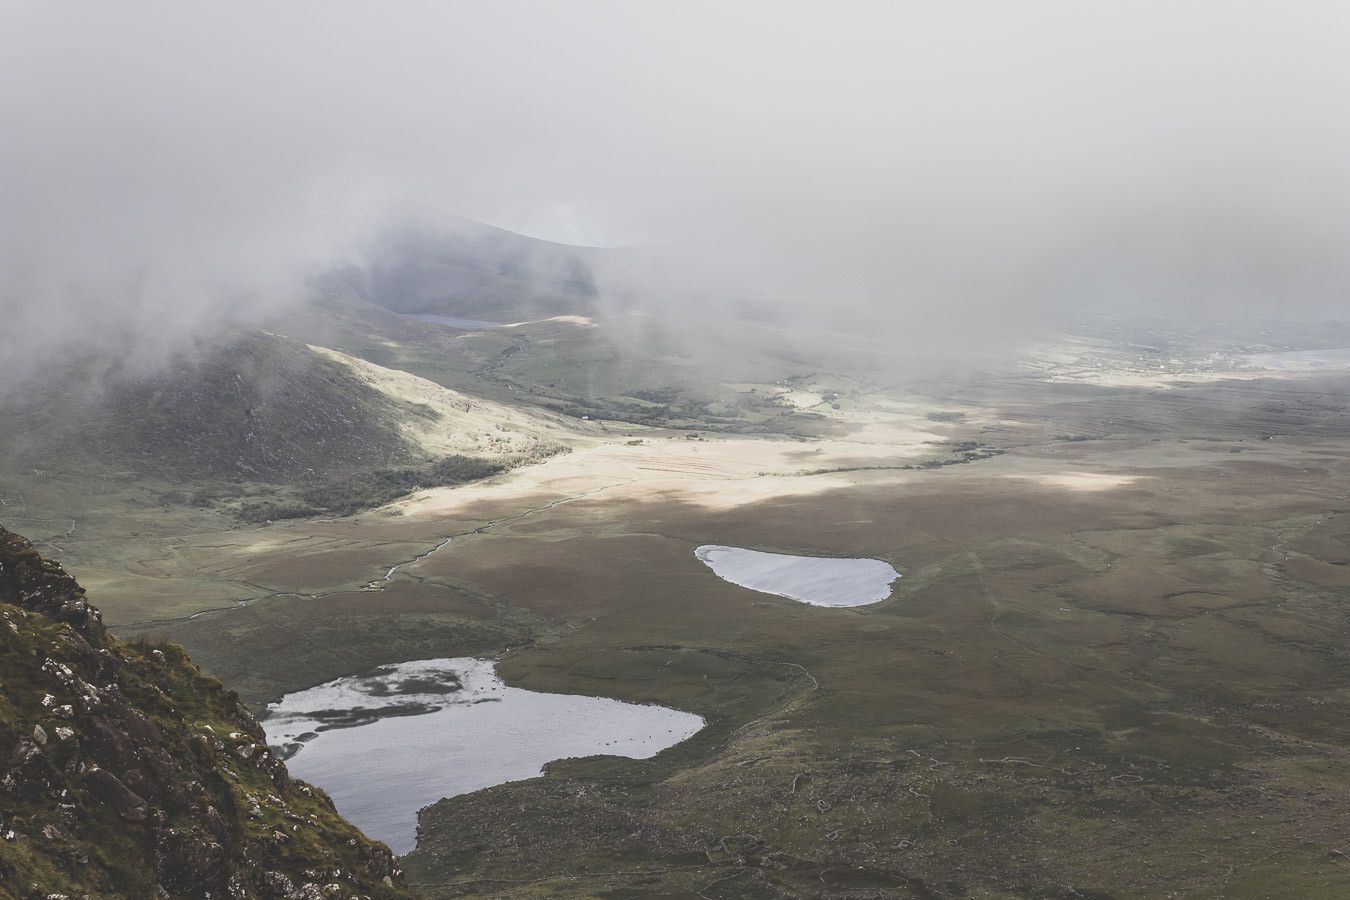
[190,483,246,507]
[236,499,324,523]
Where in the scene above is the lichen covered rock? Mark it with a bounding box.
[0,526,415,898]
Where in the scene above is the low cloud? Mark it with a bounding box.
[4,1,1349,389]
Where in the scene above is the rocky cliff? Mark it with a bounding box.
[0,526,415,899]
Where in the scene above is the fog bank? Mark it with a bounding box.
[5,1,1350,384]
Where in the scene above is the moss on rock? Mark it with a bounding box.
[0,526,417,899]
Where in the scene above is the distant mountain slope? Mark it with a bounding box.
[0,328,580,524]
[329,217,600,322]
[0,526,414,898]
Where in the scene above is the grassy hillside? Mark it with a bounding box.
[2,330,424,484]
[0,328,578,528]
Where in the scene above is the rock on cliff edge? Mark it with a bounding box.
[0,525,416,899]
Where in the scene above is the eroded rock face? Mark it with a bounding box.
[0,526,415,898]
[83,767,149,822]
[0,528,105,643]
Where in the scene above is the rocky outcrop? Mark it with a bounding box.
[0,526,416,899]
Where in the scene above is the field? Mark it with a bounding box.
[6,312,1350,897]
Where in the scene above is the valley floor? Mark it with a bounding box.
[8,348,1350,897]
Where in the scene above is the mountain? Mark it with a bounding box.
[328,217,601,322]
[0,525,415,898]
[0,328,573,524]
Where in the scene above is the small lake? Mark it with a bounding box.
[695,544,900,607]
[406,313,504,330]
[263,658,703,854]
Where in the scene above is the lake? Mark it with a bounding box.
[263,658,704,853]
[695,544,900,607]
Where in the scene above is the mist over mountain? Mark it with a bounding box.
[6,1,1350,392]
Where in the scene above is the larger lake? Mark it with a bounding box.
[263,658,704,853]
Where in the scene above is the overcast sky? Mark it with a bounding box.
[4,1,1350,376]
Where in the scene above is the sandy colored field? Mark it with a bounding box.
[310,344,579,457]
[32,384,988,626]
